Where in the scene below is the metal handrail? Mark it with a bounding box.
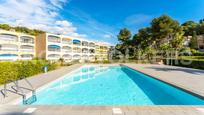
[6,80,24,93]
[19,76,35,90]
[2,77,35,97]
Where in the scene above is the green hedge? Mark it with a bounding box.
[163,59,204,70]
[0,60,59,85]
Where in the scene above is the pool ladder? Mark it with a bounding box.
[1,76,37,105]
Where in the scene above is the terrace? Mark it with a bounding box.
[47,54,61,59]
[20,45,34,52]
[89,49,95,54]
[89,42,95,47]
[73,47,81,53]
[73,54,81,60]
[20,54,34,60]
[62,38,72,45]
[62,46,72,53]
[0,33,18,42]
[62,54,72,60]
[82,48,88,53]
[82,41,88,47]
[0,44,18,52]
[20,36,34,44]
[47,35,61,43]
[48,45,61,52]
[0,54,18,60]
[73,39,81,46]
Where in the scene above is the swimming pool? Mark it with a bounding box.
[27,65,204,105]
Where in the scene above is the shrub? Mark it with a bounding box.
[47,61,60,71]
[0,60,59,85]
[163,59,204,70]
[102,60,111,64]
[0,62,18,84]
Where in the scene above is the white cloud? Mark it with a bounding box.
[55,20,72,27]
[64,8,118,41]
[125,14,153,26]
[0,0,84,37]
[103,34,112,39]
[50,0,67,9]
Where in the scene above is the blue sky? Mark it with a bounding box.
[0,0,204,44]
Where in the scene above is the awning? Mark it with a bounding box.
[48,45,60,49]
[0,54,18,56]
[73,39,81,44]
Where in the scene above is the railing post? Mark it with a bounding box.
[16,80,19,92]
[4,83,7,97]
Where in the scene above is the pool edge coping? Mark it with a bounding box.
[122,64,204,100]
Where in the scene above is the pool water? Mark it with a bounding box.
[30,66,204,105]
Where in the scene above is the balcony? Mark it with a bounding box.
[20,36,34,44]
[0,33,18,41]
[89,55,95,60]
[82,55,88,60]
[0,54,18,60]
[89,49,95,54]
[73,54,81,60]
[89,42,95,47]
[20,54,34,60]
[48,35,61,43]
[82,48,88,53]
[47,54,61,59]
[20,45,34,52]
[82,41,88,47]
[73,47,81,53]
[48,45,61,52]
[62,38,72,45]
[62,46,72,53]
[62,54,72,60]
[0,44,18,52]
[73,39,81,46]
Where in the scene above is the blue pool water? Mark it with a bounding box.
[30,66,204,105]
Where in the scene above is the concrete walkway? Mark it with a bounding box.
[124,64,204,98]
[1,105,204,115]
[0,64,82,104]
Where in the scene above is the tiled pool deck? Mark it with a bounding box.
[1,63,204,115]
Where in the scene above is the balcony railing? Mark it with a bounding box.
[48,54,61,59]
[73,50,81,53]
[48,39,61,43]
[20,54,34,60]
[62,49,72,53]
[0,34,18,42]
[0,48,18,51]
[62,54,72,59]
[20,36,34,44]
[20,49,34,52]
[48,49,61,52]
[82,51,89,53]
[20,40,34,44]
[89,43,95,47]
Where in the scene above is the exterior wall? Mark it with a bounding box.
[197,35,204,51]
[183,35,204,52]
[36,33,111,62]
[0,30,111,61]
[35,33,46,59]
[95,43,110,61]
[0,30,35,61]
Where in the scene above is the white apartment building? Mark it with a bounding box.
[36,33,110,62]
[0,30,35,61]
